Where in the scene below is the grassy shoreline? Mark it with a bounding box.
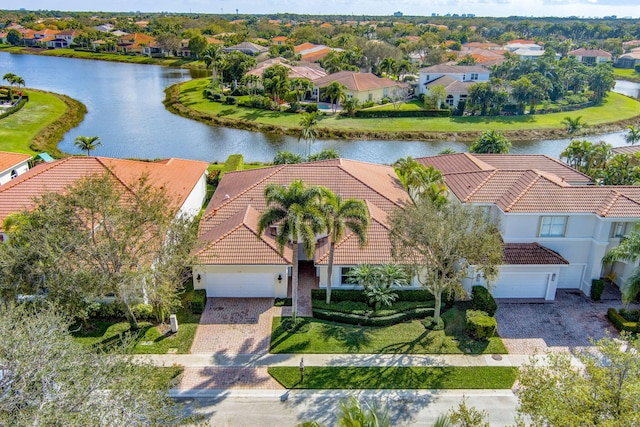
[0,88,86,157]
[614,68,640,83]
[167,78,640,142]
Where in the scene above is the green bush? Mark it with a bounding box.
[211,93,223,101]
[0,97,28,120]
[189,290,207,314]
[206,169,220,186]
[423,316,445,330]
[222,154,244,173]
[225,96,236,105]
[312,307,433,327]
[354,109,451,118]
[607,308,640,333]
[89,301,126,319]
[471,286,498,316]
[591,279,605,301]
[465,310,497,341]
[304,104,318,113]
[311,289,435,304]
[361,101,376,109]
[619,308,640,322]
[131,303,154,321]
[239,95,278,110]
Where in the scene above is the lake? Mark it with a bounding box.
[1,51,638,163]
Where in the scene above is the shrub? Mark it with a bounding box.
[304,103,318,113]
[206,169,220,186]
[0,97,28,120]
[222,154,244,173]
[286,102,301,113]
[465,309,497,341]
[189,290,207,314]
[591,279,605,301]
[311,289,435,304]
[607,308,640,333]
[312,307,433,327]
[471,286,498,316]
[619,308,640,322]
[423,316,445,330]
[131,303,154,321]
[242,95,277,110]
[274,298,292,307]
[211,93,223,101]
[354,109,451,118]
[225,96,236,105]
[89,301,127,319]
[360,101,376,109]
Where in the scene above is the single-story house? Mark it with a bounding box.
[417,153,640,299]
[615,51,640,69]
[0,156,209,241]
[0,152,31,186]
[294,42,342,62]
[568,48,612,65]
[192,159,413,298]
[417,64,490,96]
[245,57,327,82]
[512,48,559,61]
[503,41,542,52]
[223,42,268,56]
[313,71,410,104]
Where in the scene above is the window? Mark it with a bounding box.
[470,73,479,80]
[340,267,354,285]
[539,216,567,237]
[445,95,455,106]
[611,222,626,238]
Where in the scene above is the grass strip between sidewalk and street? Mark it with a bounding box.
[268,366,518,389]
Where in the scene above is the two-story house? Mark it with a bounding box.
[418,64,490,108]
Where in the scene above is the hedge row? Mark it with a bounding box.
[607,308,640,333]
[311,289,436,303]
[355,109,451,118]
[0,97,28,120]
[222,154,244,173]
[312,307,434,327]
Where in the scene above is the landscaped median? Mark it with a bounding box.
[268,366,518,389]
[167,77,640,142]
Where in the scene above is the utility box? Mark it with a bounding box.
[169,314,179,333]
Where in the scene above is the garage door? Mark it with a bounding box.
[206,273,276,297]
[491,272,549,298]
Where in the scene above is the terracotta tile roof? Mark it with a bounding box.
[194,205,292,265]
[247,57,327,81]
[612,145,640,155]
[0,156,208,231]
[314,71,408,92]
[0,152,31,174]
[198,159,411,266]
[568,48,612,58]
[419,64,488,74]
[294,42,317,53]
[503,243,569,265]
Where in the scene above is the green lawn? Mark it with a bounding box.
[178,78,640,136]
[143,366,185,390]
[0,90,68,154]
[72,311,201,354]
[270,306,507,355]
[614,68,640,82]
[268,366,518,389]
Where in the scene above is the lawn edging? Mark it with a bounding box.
[268,366,518,389]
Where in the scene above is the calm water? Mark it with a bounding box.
[1,52,638,163]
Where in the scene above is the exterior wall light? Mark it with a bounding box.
[278,274,283,283]
[196,273,201,283]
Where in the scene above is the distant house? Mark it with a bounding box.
[616,51,640,69]
[294,42,341,62]
[51,29,81,48]
[245,57,327,83]
[425,76,473,108]
[0,152,30,186]
[313,71,409,104]
[94,23,115,33]
[417,64,490,97]
[117,33,155,54]
[512,48,559,61]
[222,42,268,56]
[271,36,289,46]
[504,42,542,53]
[568,48,612,65]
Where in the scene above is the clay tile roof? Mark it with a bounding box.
[472,154,592,183]
[568,48,612,58]
[194,205,292,264]
[0,152,31,174]
[612,145,640,155]
[0,156,208,231]
[419,64,488,74]
[503,243,569,265]
[313,71,407,91]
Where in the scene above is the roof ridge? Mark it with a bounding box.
[502,171,543,212]
[242,207,291,263]
[203,165,286,221]
[597,189,640,217]
[94,157,139,197]
[463,169,498,202]
[193,210,247,257]
[0,157,71,194]
[338,163,407,209]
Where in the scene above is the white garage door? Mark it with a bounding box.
[491,272,549,298]
[206,273,276,297]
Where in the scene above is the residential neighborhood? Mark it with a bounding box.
[1,6,640,426]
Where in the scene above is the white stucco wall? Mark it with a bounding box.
[0,160,29,186]
[178,172,207,218]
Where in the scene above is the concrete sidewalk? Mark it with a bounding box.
[135,352,560,368]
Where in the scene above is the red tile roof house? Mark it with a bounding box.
[568,48,612,65]
[418,153,640,300]
[0,156,209,241]
[313,71,409,105]
[0,152,31,186]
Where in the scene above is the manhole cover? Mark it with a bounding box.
[492,354,503,361]
[140,341,154,346]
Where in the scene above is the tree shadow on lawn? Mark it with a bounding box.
[449,115,536,125]
[216,108,236,117]
[319,325,373,352]
[378,329,434,354]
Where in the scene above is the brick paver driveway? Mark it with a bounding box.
[495,289,632,354]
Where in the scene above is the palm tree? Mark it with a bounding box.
[2,72,17,100]
[257,180,326,322]
[469,130,511,154]
[202,44,225,88]
[379,57,398,79]
[625,125,640,145]
[298,112,319,158]
[73,136,102,156]
[320,189,370,304]
[322,81,347,113]
[602,226,640,305]
[561,116,587,138]
[394,157,448,205]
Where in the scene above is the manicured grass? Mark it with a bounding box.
[614,68,640,82]
[142,366,185,390]
[268,366,518,389]
[72,311,201,354]
[270,305,507,355]
[177,77,640,136]
[0,89,68,154]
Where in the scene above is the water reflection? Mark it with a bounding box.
[1,51,639,163]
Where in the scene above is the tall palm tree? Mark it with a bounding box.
[625,125,640,145]
[602,225,640,305]
[323,81,347,113]
[394,157,448,205]
[258,180,326,322]
[298,112,319,158]
[202,44,225,87]
[73,136,102,156]
[320,189,370,304]
[379,57,398,79]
